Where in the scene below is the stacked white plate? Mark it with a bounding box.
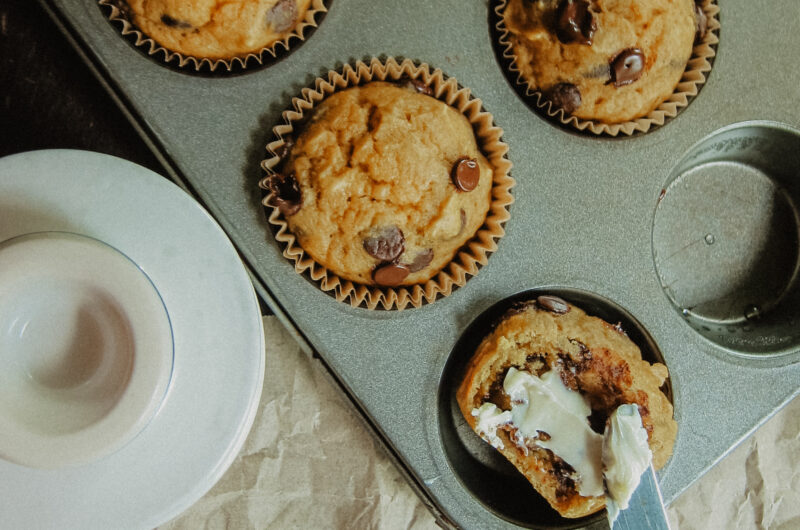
[0,150,265,529]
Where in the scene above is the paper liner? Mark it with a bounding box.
[259,57,515,310]
[494,0,720,137]
[98,0,328,73]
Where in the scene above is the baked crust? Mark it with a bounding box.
[127,0,313,59]
[456,300,677,518]
[281,82,493,286]
[503,0,696,123]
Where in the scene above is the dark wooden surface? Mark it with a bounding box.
[0,0,163,171]
[0,0,270,315]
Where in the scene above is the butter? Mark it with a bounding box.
[470,367,653,515]
[471,402,512,450]
[503,367,604,497]
[602,404,653,525]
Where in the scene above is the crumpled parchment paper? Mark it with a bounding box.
[163,316,800,530]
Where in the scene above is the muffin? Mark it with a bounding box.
[456,296,677,518]
[500,0,716,130]
[126,0,311,58]
[260,58,514,310]
[265,82,492,287]
[101,0,326,70]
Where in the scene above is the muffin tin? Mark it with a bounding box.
[39,0,800,528]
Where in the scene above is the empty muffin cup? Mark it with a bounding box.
[653,121,800,357]
[438,288,674,528]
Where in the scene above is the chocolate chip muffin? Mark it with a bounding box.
[263,81,494,288]
[457,296,677,518]
[125,0,313,59]
[503,0,704,124]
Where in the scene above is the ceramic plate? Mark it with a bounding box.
[0,150,265,529]
[0,231,174,469]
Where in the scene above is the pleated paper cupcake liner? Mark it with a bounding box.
[494,0,720,136]
[99,0,328,74]
[260,57,515,310]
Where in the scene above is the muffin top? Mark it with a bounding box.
[266,81,494,287]
[127,0,312,59]
[504,0,699,123]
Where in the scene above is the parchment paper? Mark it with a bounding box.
[163,316,800,530]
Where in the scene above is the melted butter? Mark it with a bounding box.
[503,367,604,497]
[471,403,512,450]
[471,368,654,512]
[602,404,653,524]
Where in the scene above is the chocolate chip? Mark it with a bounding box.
[537,430,552,441]
[553,458,578,499]
[609,48,645,87]
[407,249,434,272]
[694,3,708,44]
[363,226,405,261]
[451,157,480,192]
[537,295,570,314]
[547,83,582,115]
[160,14,192,29]
[373,263,410,287]
[555,0,597,46]
[526,353,546,364]
[264,173,302,216]
[266,0,298,33]
[569,338,591,359]
[400,77,434,96]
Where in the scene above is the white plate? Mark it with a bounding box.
[0,232,173,469]
[0,150,265,529]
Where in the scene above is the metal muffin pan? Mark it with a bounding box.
[439,287,673,529]
[40,0,800,528]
